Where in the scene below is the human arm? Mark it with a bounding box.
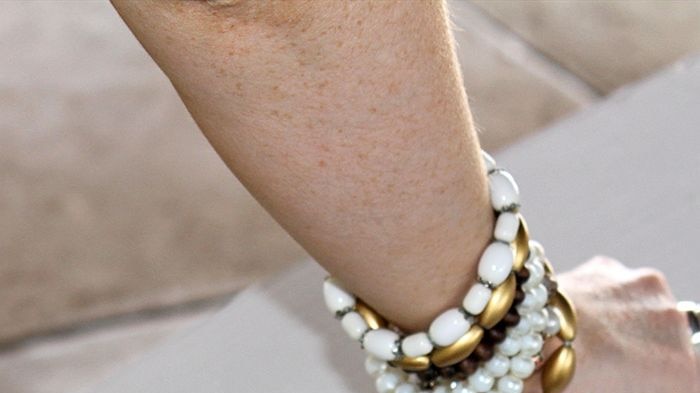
[111,0,491,331]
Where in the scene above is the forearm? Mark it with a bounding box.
[112,0,492,331]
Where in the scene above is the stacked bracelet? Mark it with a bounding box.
[322,151,577,393]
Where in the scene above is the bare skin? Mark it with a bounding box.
[536,257,699,393]
[110,1,699,391]
[112,0,491,331]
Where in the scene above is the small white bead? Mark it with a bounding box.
[429,308,471,347]
[478,242,514,286]
[518,294,536,313]
[482,151,497,172]
[544,307,561,336]
[496,336,521,357]
[323,278,356,314]
[468,369,495,393]
[485,354,510,378]
[375,370,403,393]
[494,212,520,243]
[497,375,523,393]
[401,332,434,357]
[462,284,493,315]
[365,355,388,376]
[451,382,476,393]
[395,383,418,393]
[488,170,520,212]
[530,284,549,310]
[364,329,400,361]
[342,311,369,340]
[433,385,450,393]
[510,356,536,379]
[519,334,544,357]
[528,241,545,258]
[510,316,530,337]
[526,309,548,333]
[522,259,544,291]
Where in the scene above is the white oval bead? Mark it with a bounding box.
[468,369,495,393]
[395,383,418,393]
[488,170,520,212]
[494,212,520,243]
[323,278,355,314]
[510,356,535,379]
[485,353,510,378]
[342,311,369,340]
[478,242,514,286]
[401,332,434,357]
[482,151,497,172]
[497,375,523,393]
[364,329,400,361]
[544,307,561,336]
[375,370,403,393]
[519,333,544,357]
[522,259,544,291]
[429,308,471,347]
[365,355,388,376]
[526,309,547,333]
[462,283,493,315]
[496,336,521,357]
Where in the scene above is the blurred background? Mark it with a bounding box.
[1,1,699,392]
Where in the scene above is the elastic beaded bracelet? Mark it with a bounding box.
[322,150,577,393]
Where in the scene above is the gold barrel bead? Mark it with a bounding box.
[390,355,431,372]
[356,300,386,330]
[513,214,530,272]
[478,274,516,329]
[430,325,484,367]
[543,258,555,275]
[541,345,576,393]
[550,290,577,341]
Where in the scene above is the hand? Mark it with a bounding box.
[525,256,699,393]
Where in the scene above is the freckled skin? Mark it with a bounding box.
[111,0,492,331]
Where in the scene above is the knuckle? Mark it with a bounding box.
[631,267,672,294]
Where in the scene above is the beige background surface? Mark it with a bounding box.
[1,1,699,392]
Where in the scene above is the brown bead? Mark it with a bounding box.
[513,288,525,305]
[503,309,521,327]
[474,342,494,361]
[487,326,507,343]
[417,368,438,382]
[419,380,436,390]
[439,366,457,378]
[516,267,530,282]
[458,357,479,375]
[543,275,559,297]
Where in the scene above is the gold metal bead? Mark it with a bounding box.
[543,257,555,275]
[390,355,431,371]
[550,290,577,341]
[430,325,484,367]
[478,274,516,329]
[513,214,530,272]
[541,345,576,393]
[356,300,386,330]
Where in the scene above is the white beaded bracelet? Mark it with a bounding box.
[365,242,575,393]
[322,150,578,393]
